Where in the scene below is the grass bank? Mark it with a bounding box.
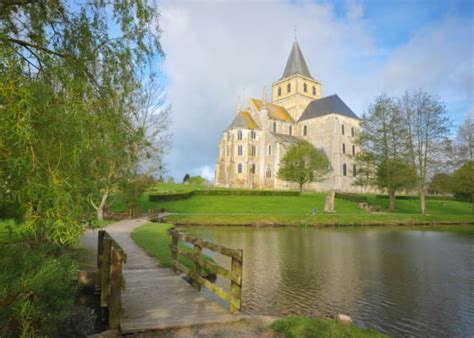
[271,316,387,338]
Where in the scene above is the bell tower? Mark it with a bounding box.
[272,40,322,121]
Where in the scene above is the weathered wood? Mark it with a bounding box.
[171,234,178,273]
[230,254,243,314]
[192,244,202,291]
[100,236,112,307]
[109,247,123,329]
[194,274,231,303]
[172,259,191,276]
[97,230,105,286]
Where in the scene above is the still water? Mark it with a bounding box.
[184,226,474,337]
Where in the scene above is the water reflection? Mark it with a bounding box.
[185,226,474,337]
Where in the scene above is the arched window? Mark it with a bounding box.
[238,145,243,156]
[341,124,345,135]
[352,145,355,156]
[251,145,256,156]
[353,165,357,177]
[303,125,307,136]
[238,163,243,174]
[250,163,256,174]
[351,127,355,137]
[237,130,242,140]
[342,143,346,154]
[278,87,281,96]
[343,163,347,176]
[266,167,272,178]
[312,86,316,95]
[303,83,307,92]
[268,144,272,155]
[287,83,291,93]
[251,130,256,139]
[227,145,230,156]
[273,122,277,133]
[289,125,292,135]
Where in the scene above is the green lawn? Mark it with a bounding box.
[367,195,472,214]
[271,316,388,338]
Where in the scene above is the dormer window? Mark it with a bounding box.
[303,125,307,136]
[287,83,291,93]
[303,83,307,92]
[312,86,316,95]
[278,87,281,96]
[237,130,242,140]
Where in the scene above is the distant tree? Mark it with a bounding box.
[183,174,190,183]
[400,90,452,214]
[121,175,154,219]
[457,116,474,163]
[359,94,415,211]
[166,176,175,184]
[428,173,453,195]
[451,162,474,209]
[353,150,377,189]
[187,176,207,186]
[278,140,330,193]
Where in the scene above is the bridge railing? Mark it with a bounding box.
[169,229,243,313]
[97,230,127,329]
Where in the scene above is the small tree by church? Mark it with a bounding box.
[278,141,330,193]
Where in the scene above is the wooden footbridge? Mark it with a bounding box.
[95,219,243,334]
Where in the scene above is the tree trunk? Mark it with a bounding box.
[420,188,426,215]
[388,189,395,212]
[96,191,109,221]
[299,182,303,194]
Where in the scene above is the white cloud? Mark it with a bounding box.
[158,1,473,180]
[199,165,215,182]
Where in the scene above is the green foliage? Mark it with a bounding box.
[278,141,330,191]
[183,174,191,183]
[186,175,208,186]
[451,161,474,203]
[428,173,454,195]
[195,189,300,196]
[271,316,387,338]
[335,193,368,203]
[376,158,416,192]
[120,175,155,211]
[0,243,78,337]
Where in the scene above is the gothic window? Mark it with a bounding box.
[304,83,307,92]
[352,145,355,155]
[251,145,256,156]
[303,125,307,136]
[238,163,243,174]
[342,124,345,135]
[251,130,256,139]
[237,130,242,140]
[353,165,357,177]
[342,143,346,154]
[351,127,355,137]
[250,163,256,174]
[289,125,292,136]
[287,83,291,93]
[273,122,277,133]
[278,87,281,96]
[266,167,272,178]
[312,86,316,95]
[238,145,243,156]
[343,163,347,176]
[227,145,230,156]
[268,144,272,155]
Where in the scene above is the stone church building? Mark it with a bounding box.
[214,41,361,192]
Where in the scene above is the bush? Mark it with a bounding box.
[0,243,78,337]
[149,191,195,202]
[195,189,300,196]
[375,195,454,201]
[335,193,368,203]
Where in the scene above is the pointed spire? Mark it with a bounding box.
[262,86,267,107]
[237,96,241,112]
[281,40,312,80]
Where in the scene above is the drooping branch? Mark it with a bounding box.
[2,36,68,58]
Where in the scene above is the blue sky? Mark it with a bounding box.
[156,0,473,181]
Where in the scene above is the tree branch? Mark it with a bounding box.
[2,36,67,58]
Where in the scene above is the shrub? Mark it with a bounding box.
[335,193,368,203]
[375,195,454,201]
[195,189,300,196]
[149,191,195,202]
[0,243,78,337]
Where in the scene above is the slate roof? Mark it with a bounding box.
[281,41,313,80]
[271,133,301,144]
[298,94,360,121]
[249,98,294,123]
[226,111,258,130]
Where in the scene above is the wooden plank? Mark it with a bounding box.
[109,247,123,329]
[100,236,112,307]
[192,243,202,291]
[194,274,231,303]
[230,255,243,314]
[171,231,242,260]
[97,230,105,286]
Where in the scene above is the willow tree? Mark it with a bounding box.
[278,140,330,193]
[0,1,164,245]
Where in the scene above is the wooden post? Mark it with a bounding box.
[170,232,178,273]
[109,248,123,329]
[100,236,112,307]
[97,230,105,286]
[229,250,243,314]
[192,244,202,291]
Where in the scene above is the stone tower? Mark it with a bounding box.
[271,40,322,121]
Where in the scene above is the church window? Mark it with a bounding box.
[237,130,242,140]
[289,125,292,135]
[251,145,256,156]
[312,86,316,95]
[278,87,281,96]
[352,145,355,155]
[287,83,291,93]
[238,145,243,156]
[238,163,243,174]
[251,130,256,139]
[304,83,307,92]
[268,145,272,155]
[250,163,256,174]
[351,127,355,137]
[353,165,357,177]
[303,125,307,136]
[342,124,345,135]
[227,146,230,156]
[342,143,346,154]
[273,122,277,132]
[266,167,272,178]
[343,163,347,176]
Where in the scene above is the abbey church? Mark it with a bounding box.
[214,41,361,192]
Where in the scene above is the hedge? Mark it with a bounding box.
[375,195,455,201]
[335,193,368,203]
[148,191,194,202]
[148,189,300,202]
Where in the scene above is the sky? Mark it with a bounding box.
[155,0,474,182]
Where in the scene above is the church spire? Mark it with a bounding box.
[280,40,312,80]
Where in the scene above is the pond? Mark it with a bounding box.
[183,226,474,337]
